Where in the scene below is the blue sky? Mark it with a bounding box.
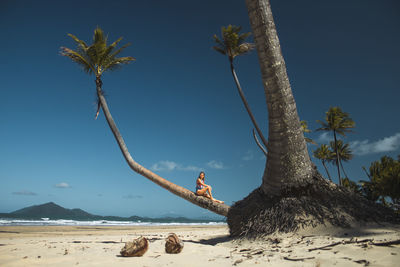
[1,0,399,219]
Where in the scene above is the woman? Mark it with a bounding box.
[195,172,224,203]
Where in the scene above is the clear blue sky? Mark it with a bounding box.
[1,0,399,219]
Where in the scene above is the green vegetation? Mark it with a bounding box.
[60,27,135,118]
[361,155,400,209]
[316,107,355,185]
[311,108,399,210]
[313,144,334,181]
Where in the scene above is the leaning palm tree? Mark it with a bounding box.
[329,139,353,180]
[213,25,268,154]
[313,144,333,181]
[316,107,355,185]
[61,27,229,216]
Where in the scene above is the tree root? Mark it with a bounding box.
[227,171,400,238]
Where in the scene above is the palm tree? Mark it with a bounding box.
[313,144,333,181]
[61,27,229,216]
[245,0,314,197]
[316,107,355,185]
[329,140,353,180]
[213,25,268,155]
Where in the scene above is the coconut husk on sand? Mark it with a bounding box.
[165,233,184,254]
[120,236,148,257]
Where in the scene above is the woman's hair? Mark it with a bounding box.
[198,171,205,180]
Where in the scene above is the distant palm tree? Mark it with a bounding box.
[61,27,229,216]
[316,107,355,185]
[213,25,268,154]
[329,140,353,180]
[313,144,333,181]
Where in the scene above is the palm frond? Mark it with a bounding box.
[67,33,88,49]
[213,25,253,61]
[102,56,135,73]
[212,46,226,55]
[62,27,134,77]
[60,47,95,74]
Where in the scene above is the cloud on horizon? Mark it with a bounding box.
[351,132,400,156]
[123,194,143,199]
[207,160,225,169]
[12,190,37,196]
[150,160,202,172]
[242,150,254,161]
[316,132,331,144]
[55,182,70,188]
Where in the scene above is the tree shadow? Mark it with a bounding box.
[183,235,232,246]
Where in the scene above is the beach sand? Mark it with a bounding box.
[0,224,399,266]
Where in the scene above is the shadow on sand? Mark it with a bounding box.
[183,235,232,246]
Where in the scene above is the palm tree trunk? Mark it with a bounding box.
[230,60,268,153]
[333,130,342,185]
[339,160,349,179]
[322,160,332,181]
[94,77,230,216]
[245,0,313,196]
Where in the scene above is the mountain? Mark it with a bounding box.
[8,202,96,220]
[0,202,224,223]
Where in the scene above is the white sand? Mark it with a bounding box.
[0,224,399,266]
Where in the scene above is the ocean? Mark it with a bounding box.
[0,218,226,226]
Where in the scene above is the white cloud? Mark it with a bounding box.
[207,160,225,169]
[150,160,201,172]
[242,150,254,161]
[351,132,400,156]
[12,190,37,196]
[123,194,143,199]
[55,182,70,188]
[316,132,331,144]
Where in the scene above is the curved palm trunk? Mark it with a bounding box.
[230,61,268,153]
[322,160,332,181]
[95,77,230,216]
[333,130,342,185]
[246,0,313,196]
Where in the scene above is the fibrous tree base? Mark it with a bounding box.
[227,171,399,238]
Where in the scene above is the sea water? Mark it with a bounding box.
[0,218,226,226]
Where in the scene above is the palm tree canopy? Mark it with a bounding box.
[329,140,353,163]
[316,107,355,136]
[60,27,135,77]
[213,25,254,62]
[313,144,334,161]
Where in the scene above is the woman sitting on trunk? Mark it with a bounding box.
[195,171,224,203]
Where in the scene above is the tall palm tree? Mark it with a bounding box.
[61,27,229,216]
[316,107,355,185]
[213,25,268,154]
[313,144,333,181]
[244,0,314,197]
[329,140,353,180]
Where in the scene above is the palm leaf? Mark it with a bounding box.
[60,47,94,74]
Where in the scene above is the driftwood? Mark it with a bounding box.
[283,256,315,261]
[371,239,400,247]
[165,233,184,254]
[120,236,149,257]
[308,239,378,251]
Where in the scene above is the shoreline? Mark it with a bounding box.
[1,224,399,266]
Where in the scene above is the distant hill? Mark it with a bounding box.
[10,202,93,219]
[0,202,224,223]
